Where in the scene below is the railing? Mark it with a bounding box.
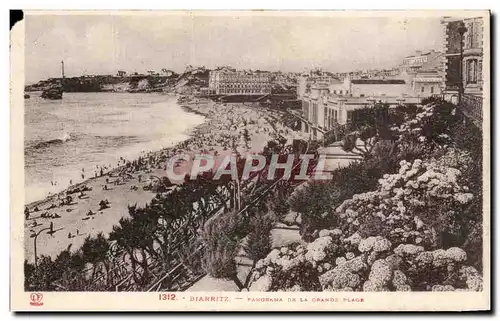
[461,94,483,124]
[145,140,316,292]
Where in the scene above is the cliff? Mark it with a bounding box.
[25,67,209,94]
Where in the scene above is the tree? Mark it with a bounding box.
[109,218,150,286]
[81,233,110,286]
[25,256,58,291]
[341,103,394,159]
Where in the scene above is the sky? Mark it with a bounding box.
[24,13,444,84]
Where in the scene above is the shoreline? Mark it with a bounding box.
[25,95,210,208]
[24,97,304,262]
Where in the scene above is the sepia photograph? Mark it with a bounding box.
[10,10,490,311]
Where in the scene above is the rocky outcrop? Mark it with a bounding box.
[25,68,209,94]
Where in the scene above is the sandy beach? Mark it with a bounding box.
[24,97,308,262]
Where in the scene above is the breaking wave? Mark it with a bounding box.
[31,132,73,149]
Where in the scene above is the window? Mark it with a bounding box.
[360,94,365,97]
[421,86,425,93]
[347,111,353,123]
[430,86,434,94]
[478,60,483,83]
[339,90,343,95]
[466,21,480,49]
[466,59,478,84]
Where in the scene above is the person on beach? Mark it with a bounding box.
[24,207,30,220]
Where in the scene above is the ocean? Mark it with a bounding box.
[24,92,206,204]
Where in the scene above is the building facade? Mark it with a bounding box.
[400,50,443,73]
[297,73,335,99]
[441,16,484,122]
[411,70,443,97]
[208,71,272,95]
[300,78,419,139]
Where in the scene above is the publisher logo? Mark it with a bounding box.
[29,292,43,306]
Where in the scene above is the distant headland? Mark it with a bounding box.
[25,67,209,94]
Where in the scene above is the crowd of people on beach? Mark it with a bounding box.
[25,97,306,260]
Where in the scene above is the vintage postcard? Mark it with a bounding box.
[10,10,490,311]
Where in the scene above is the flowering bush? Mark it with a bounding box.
[391,100,458,147]
[290,161,382,241]
[249,99,483,292]
[249,233,482,292]
[335,149,474,249]
[249,146,482,292]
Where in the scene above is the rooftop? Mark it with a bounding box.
[404,52,431,58]
[327,95,421,104]
[404,50,441,59]
[328,78,343,84]
[350,79,406,85]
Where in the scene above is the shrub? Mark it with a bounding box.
[335,150,474,249]
[250,233,482,292]
[244,214,275,262]
[289,181,337,241]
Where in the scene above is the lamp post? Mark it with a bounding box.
[458,21,468,105]
[30,227,52,271]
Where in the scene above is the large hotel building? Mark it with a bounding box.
[205,70,272,95]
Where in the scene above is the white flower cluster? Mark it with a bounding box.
[391,104,435,139]
[390,103,456,147]
[335,151,473,246]
[305,236,334,263]
[252,231,481,292]
[459,266,483,291]
[358,236,392,253]
[251,141,481,292]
